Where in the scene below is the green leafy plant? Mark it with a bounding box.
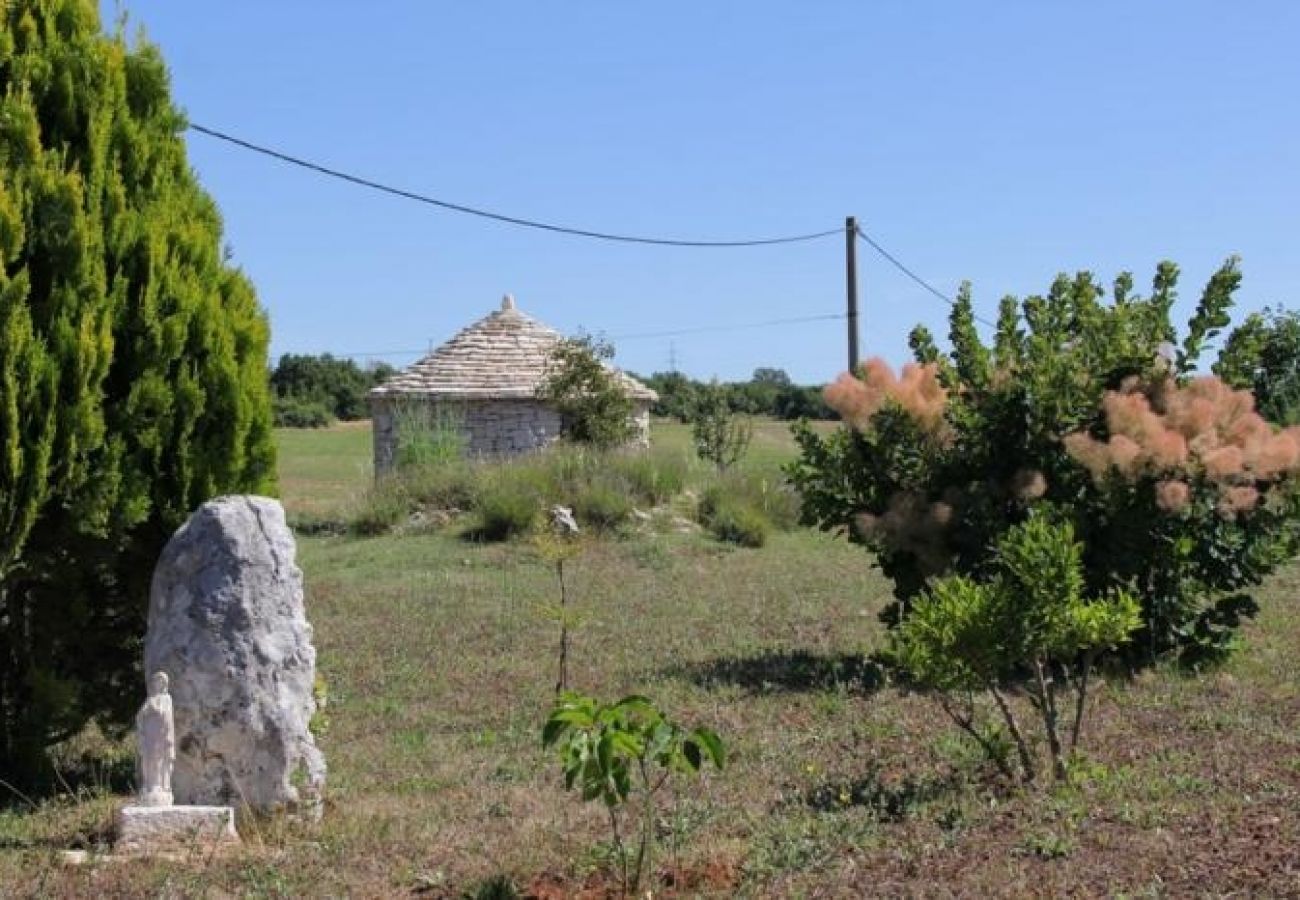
[789,259,1300,664]
[691,380,753,472]
[538,334,635,450]
[542,693,725,895]
[893,517,1140,782]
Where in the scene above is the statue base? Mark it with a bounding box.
[115,804,240,856]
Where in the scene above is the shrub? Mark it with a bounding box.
[474,482,543,541]
[538,335,635,449]
[571,482,634,531]
[349,480,409,536]
[691,381,753,471]
[789,259,1300,663]
[273,396,335,428]
[705,500,770,547]
[0,0,275,780]
[893,517,1141,782]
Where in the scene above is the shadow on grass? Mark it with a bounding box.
[1,747,135,813]
[802,766,964,822]
[669,649,889,696]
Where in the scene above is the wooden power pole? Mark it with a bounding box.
[845,215,859,372]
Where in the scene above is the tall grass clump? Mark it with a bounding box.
[696,471,801,547]
[394,400,468,468]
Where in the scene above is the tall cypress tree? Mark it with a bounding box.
[0,0,275,780]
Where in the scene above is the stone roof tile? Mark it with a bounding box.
[369,296,657,402]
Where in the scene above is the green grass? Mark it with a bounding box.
[4,418,1298,897]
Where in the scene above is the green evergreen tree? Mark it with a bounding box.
[0,0,275,781]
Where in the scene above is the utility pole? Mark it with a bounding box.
[845,215,860,373]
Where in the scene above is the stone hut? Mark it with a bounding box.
[368,295,657,473]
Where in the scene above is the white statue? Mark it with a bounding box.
[136,671,175,807]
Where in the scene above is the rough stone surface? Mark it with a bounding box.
[115,805,239,855]
[145,496,326,817]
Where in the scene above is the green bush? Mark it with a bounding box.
[707,501,770,547]
[789,259,1300,663]
[0,0,276,780]
[474,482,543,541]
[572,481,634,531]
[273,396,335,428]
[349,482,408,536]
[894,516,1141,782]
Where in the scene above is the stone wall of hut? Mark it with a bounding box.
[371,396,651,474]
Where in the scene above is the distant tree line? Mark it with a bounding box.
[636,367,837,421]
[271,354,396,427]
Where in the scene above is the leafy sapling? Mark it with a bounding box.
[534,506,582,694]
[542,693,725,895]
[893,517,1140,782]
[691,380,753,472]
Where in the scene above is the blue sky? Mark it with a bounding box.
[107,1,1299,384]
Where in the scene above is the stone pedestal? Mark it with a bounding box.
[115,805,240,855]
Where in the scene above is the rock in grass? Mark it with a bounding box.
[145,496,326,818]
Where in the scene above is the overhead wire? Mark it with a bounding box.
[188,123,842,248]
[854,226,997,329]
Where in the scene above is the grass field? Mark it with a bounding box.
[3,419,1298,897]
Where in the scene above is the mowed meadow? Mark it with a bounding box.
[3,419,1299,897]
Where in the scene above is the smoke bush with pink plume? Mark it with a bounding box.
[1065,376,1300,517]
[824,358,948,434]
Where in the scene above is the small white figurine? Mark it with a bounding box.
[136,671,175,807]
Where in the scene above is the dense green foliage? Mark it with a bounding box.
[542,692,724,895]
[641,367,835,422]
[538,335,635,450]
[789,259,1300,664]
[0,0,275,778]
[690,380,753,472]
[269,353,394,427]
[894,517,1140,781]
[1215,307,1300,425]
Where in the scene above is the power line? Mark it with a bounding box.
[188,123,842,248]
[854,226,997,328]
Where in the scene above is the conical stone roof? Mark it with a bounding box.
[369,296,657,402]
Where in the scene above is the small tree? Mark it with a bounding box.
[691,380,752,472]
[543,693,725,895]
[894,517,1141,782]
[538,334,634,450]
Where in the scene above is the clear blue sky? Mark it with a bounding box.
[106,1,1299,384]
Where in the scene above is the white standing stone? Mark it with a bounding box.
[146,496,326,818]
